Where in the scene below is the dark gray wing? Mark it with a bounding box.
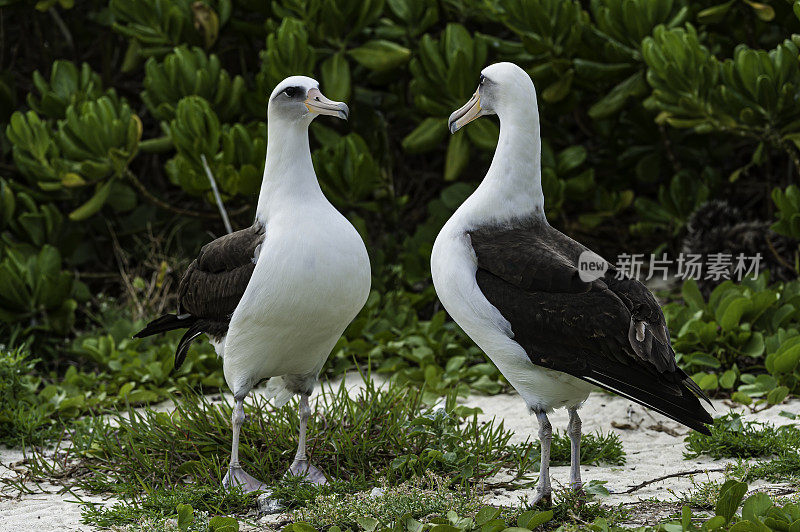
[178,222,266,333]
[468,218,712,434]
[134,222,266,369]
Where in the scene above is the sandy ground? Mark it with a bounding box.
[1,375,798,531]
[462,392,799,524]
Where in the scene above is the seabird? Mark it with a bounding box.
[431,62,712,505]
[135,76,371,491]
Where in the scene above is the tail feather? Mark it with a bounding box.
[262,377,294,409]
[134,314,195,338]
[585,368,713,435]
[174,322,205,370]
[134,313,205,372]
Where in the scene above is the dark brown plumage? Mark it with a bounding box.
[134,223,266,369]
[469,218,713,434]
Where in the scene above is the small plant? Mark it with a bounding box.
[684,413,800,460]
[0,348,55,446]
[664,276,800,402]
[685,413,800,484]
[81,484,251,530]
[291,473,480,528]
[17,375,535,502]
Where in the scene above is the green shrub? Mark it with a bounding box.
[664,276,800,402]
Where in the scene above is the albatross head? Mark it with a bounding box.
[268,76,349,125]
[448,62,537,133]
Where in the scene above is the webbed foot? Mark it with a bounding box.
[286,459,327,485]
[529,488,552,508]
[223,464,268,493]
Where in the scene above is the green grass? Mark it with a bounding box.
[685,413,800,460]
[536,431,626,467]
[291,473,481,528]
[726,454,800,483]
[4,373,629,530]
[0,348,58,446]
[684,413,800,484]
[8,375,537,500]
[81,484,253,529]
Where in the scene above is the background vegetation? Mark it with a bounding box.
[3,1,800,530]
[2,0,800,462]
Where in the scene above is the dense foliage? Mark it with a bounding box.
[2,0,800,429]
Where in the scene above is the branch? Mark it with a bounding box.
[124,168,250,220]
[619,468,725,494]
[201,154,233,234]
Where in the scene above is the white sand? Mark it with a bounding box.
[2,378,797,530]
[461,392,799,508]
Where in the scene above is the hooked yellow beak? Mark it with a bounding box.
[305,88,349,120]
[448,90,483,133]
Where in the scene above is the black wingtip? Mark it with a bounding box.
[695,424,712,436]
[174,324,204,371]
[134,313,193,339]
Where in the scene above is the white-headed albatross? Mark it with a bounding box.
[430,62,712,505]
[135,76,371,491]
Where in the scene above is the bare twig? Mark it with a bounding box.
[620,468,725,494]
[124,168,250,220]
[201,154,233,234]
[765,234,796,274]
[48,8,73,50]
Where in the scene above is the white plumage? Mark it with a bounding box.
[136,75,370,491]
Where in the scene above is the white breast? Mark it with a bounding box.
[223,203,370,394]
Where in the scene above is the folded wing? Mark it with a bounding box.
[468,220,712,434]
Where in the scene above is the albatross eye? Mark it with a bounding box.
[479,74,486,85]
[283,87,300,98]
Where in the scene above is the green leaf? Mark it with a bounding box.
[176,504,194,531]
[520,510,553,529]
[766,386,789,405]
[475,507,501,526]
[773,344,800,374]
[357,517,379,532]
[349,40,411,71]
[697,1,734,24]
[556,146,587,174]
[682,279,706,310]
[444,132,469,181]
[208,516,239,532]
[742,492,774,522]
[743,0,775,21]
[68,179,114,221]
[588,72,648,119]
[719,369,737,389]
[719,297,751,331]
[402,118,449,154]
[698,373,718,390]
[321,52,351,102]
[715,480,748,523]
[542,70,574,103]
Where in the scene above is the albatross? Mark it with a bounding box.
[431,62,712,505]
[135,76,371,491]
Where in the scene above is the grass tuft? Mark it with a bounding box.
[517,431,626,468]
[291,472,480,528]
[8,375,537,511]
[684,413,800,460]
[81,484,253,529]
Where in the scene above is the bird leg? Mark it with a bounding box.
[286,393,327,485]
[530,410,552,506]
[222,397,268,493]
[567,406,583,492]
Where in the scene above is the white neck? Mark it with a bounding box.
[471,102,545,223]
[255,118,323,223]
